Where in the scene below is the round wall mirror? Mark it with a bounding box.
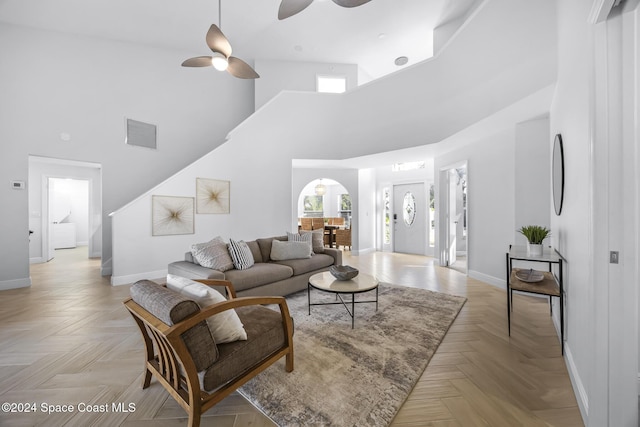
[552,134,565,215]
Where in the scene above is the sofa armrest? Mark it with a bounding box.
[168,261,226,280]
[322,247,342,266]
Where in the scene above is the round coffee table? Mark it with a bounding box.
[307,271,379,328]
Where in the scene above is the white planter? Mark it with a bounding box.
[527,243,543,256]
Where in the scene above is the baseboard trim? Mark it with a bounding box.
[0,277,31,290]
[468,270,504,289]
[564,344,589,423]
[29,257,45,264]
[111,269,167,286]
[352,247,375,256]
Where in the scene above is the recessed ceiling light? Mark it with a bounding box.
[378,33,386,39]
[395,56,409,66]
[294,45,303,52]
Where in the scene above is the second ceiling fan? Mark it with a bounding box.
[278,0,372,20]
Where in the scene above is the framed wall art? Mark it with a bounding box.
[152,195,194,236]
[196,178,230,214]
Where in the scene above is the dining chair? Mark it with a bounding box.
[300,218,313,231]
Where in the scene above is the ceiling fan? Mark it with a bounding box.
[278,0,372,20]
[182,0,259,79]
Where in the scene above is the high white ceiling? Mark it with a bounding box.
[0,0,478,80]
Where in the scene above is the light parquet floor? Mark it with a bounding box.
[0,247,583,426]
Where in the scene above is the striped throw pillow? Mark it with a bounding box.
[287,231,313,256]
[227,239,255,270]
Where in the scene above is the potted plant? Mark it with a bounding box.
[517,225,551,256]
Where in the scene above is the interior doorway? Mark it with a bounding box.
[439,162,467,273]
[393,182,426,255]
[47,177,89,261]
[28,156,102,265]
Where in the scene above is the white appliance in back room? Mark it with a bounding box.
[49,178,89,250]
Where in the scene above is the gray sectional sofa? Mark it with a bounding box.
[168,235,342,297]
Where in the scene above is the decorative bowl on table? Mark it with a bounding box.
[515,269,545,283]
[329,265,359,281]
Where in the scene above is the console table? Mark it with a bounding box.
[505,245,565,354]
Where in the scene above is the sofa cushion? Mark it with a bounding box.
[166,275,247,344]
[272,253,335,276]
[202,305,285,391]
[228,239,255,270]
[271,239,312,261]
[256,236,287,262]
[224,263,293,292]
[190,237,234,272]
[130,280,218,369]
[246,240,263,264]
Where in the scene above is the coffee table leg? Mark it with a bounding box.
[351,292,355,329]
[308,283,311,315]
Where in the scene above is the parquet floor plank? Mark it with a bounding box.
[0,248,583,426]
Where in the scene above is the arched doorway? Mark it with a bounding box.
[297,178,352,250]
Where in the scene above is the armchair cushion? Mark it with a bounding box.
[202,305,286,391]
[166,276,247,344]
[130,280,218,369]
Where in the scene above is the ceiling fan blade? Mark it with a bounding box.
[278,0,314,19]
[206,24,232,57]
[181,56,213,67]
[332,0,371,7]
[227,57,259,79]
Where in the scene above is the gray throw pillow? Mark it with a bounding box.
[299,229,325,253]
[191,237,234,271]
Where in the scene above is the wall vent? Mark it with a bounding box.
[125,118,157,150]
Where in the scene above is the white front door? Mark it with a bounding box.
[393,183,426,255]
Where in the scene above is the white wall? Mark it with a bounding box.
[435,129,516,286]
[108,0,558,285]
[514,117,551,245]
[550,1,639,425]
[255,59,358,110]
[0,23,255,289]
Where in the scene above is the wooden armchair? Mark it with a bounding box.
[123,279,294,427]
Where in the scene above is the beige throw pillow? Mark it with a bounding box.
[166,275,247,344]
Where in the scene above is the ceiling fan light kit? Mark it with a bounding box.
[211,52,229,71]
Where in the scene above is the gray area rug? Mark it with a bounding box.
[239,283,466,427]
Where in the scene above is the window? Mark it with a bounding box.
[402,192,416,226]
[303,195,323,216]
[383,188,391,244]
[317,75,347,94]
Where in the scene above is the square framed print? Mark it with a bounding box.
[152,195,194,236]
[196,178,230,214]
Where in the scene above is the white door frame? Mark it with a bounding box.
[437,160,468,268]
[588,1,639,425]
